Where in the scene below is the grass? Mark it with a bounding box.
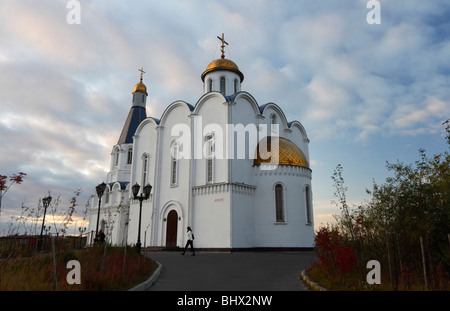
[305,261,449,291]
[0,245,158,291]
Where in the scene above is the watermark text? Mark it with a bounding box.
[66,0,81,24]
[367,0,381,25]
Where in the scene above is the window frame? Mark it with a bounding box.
[208,78,213,92]
[205,134,214,184]
[305,185,312,225]
[274,183,286,223]
[170,141,179,187]
[127,148,133,165]
[142,154,148,186]
[220,76,226,94]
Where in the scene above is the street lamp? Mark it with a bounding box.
[79,227,86,249]
[94,182,106,245]
[132,182,152,254]
[38,195,52,251]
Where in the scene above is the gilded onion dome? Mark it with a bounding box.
[132,81,147,95]
[253,136,309,168]
[132,67,148,95]
[201,58,244,82]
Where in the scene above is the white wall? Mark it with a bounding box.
[203,70,241,96]
[253,166,314,247]
[192,188,231,248]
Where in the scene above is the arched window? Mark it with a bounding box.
[208,78,213,92]
[220,76,226,94]
[234,79,238,94]
[305,186,312,224]
[271,113,277,125]
[127,148,133,165]
[275,183,285,223]
[270,114,278,134]
[170,141,178,186]
[206,134,214,183]
[104,188,110,204]
[114,148,119,166]
[142,154,148,186]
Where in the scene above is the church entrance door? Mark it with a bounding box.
[165,210,178,248]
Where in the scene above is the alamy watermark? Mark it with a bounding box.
[366,0,381,25]
[366,260,381,284]
[66,1,381,26]
[66,0,81,25]
[170,116,280,170]
[66,259,81,285]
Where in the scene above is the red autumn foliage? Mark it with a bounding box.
[10,172,26,185]
[1,172,26,192]
[0,175,7,191]
[1,172,27,210]
[314,226,358,274]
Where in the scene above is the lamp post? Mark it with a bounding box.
[38,195,52,251]
[94,182,106,245]
[79,226,86,249]
[132,182,152,254]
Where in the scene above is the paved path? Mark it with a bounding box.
[143,251,316,291]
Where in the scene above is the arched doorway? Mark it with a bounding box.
[165,210,178,248]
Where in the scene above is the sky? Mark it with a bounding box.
[0,0,449,235]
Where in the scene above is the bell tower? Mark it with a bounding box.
[201,34,244,96]
[117,68,148,144]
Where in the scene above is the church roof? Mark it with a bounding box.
[201,58,244,82]
[201,33,244,82]
[132,81,147,95]
[132,68,148,95]
[150,117,161,125]
[117,106,147,144]
[108,181,129,190]
[253,136,309,168]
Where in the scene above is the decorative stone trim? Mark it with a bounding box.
[192,182,256,196]
[254,165,312,179]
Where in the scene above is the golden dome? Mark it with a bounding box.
[253,136,309,168]
[201,58,244,82]
[132,80,147,95]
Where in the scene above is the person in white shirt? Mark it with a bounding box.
[182,226,195,256]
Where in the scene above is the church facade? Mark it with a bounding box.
[88,37,314,250]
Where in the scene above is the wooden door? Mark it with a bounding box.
[165,210,178,248]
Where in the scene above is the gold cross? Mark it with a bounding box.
[138,67,145,81]
[217,33,228,59]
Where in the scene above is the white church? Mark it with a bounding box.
[88,35,314,250]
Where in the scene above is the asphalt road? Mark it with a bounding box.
[144,250,317,291]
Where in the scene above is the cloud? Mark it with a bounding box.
[389,97,450,134]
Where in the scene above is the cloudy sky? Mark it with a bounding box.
[0,0,449,234]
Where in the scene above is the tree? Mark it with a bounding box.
[316,122,449,289]
[355,148,449,289]
[0,172,26,216]
[443,119,450,145]
[331,164,355,242]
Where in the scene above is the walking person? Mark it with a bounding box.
[182,226,195,256]
[98,229,106,244]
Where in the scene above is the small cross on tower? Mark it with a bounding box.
[217,33,228,59]
[138,67,145,82]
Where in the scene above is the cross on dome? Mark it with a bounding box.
[138,67,146,82]
[217,33,228,59]
[201,34,244,83]
[132,67,147,95]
